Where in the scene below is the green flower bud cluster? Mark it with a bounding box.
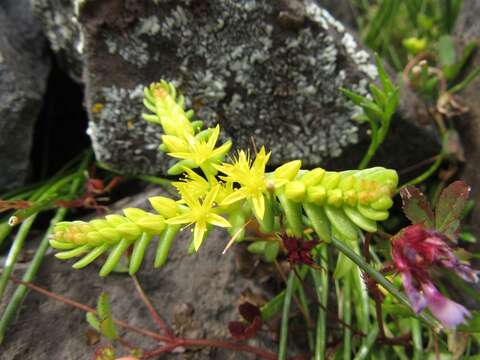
[50,196,181,276]
[282,166,397,242]
[142,81,231,176]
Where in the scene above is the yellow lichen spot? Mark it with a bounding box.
[127,120,134,129]
[91,103,104,114]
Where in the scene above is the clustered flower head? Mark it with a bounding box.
[392,224,477,328]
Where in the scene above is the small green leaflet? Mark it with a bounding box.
[85,292,118,341]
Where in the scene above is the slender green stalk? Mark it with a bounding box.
[0,161,89,300]
[0,223,11,249]
[312,246,329,360]
[411,319,423,360]
[295,274,314,351]
[135,175,174,192]
[329,236,439,329]
[353,265,369,334]
[400,153,444,188]
[278,271,295,360]
[353,326,379,360]
[0,208,66,343]
[383,325,409,360]
[0,215,37,299]
[358,132,379,170]
[343,275,352,360]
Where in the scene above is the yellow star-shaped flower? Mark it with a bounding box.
[215,147,271,220]
[168,125,232,172]
[166,185,231,251]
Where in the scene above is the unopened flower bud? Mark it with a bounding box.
[306,186,326,204]
[149,196,179,218]
[320,172,341,190]
[327,189,343,207]
[274,160,302,182]
[300,168,325,187]
[285,181,306,202]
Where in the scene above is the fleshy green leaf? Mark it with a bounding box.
[400,186,434,228]
[435,181,470,238]
[97,292,118,340]
[247,241,267,254]
[264,242,279,262]
[86,312,100,332]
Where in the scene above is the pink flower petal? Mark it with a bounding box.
[401,272,426,313]
[422,281,470,328]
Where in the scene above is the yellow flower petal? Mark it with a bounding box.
[203,185,220,209]
[193,222,207,251]
[221,188,248,206]
[206,213,231,228]
[166,213,194,225]
[252,194,265,220]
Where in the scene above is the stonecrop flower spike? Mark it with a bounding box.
[50,80,398,279]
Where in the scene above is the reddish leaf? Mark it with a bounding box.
[400,186,434,228]
[238,302,261,323]
[228,302,262,340]
[228,316,262,340]
[435,181,470,239]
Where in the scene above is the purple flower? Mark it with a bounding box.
[392,224,477,328]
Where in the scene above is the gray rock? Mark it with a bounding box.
[35,0,439,176]
[32,0,83,82]
[0,0,50,191]
[0,187,279,359]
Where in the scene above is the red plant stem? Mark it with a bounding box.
[9,275,169,342]
[143,338,278,360]
[9,276,278,360]
[131,275,175,339]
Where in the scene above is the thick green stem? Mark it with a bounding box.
[278,271,295,360]
[329,236,439,329]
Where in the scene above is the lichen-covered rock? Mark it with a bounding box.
[36,0,439,175]
[0,0,50,191]
[32,0,83,82]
